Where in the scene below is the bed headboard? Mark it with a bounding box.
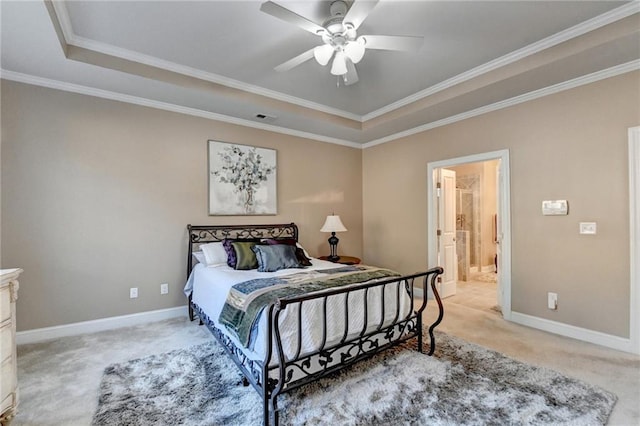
[186,223,299,278]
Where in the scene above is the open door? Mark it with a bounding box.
[428,150,511,317]
[437,168,457,298]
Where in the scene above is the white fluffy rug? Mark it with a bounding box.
[92,332,616,425]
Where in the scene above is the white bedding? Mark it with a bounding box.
[185,258,413,364]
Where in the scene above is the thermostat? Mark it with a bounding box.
[542,200,568,216]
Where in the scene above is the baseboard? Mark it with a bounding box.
[510,311,637,354]
[481,265,496,273]
[16,306,186,345]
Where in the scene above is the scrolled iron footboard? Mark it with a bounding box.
[192,267,443,426]
[266,267,443,425]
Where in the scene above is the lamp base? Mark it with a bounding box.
[327,232,341,263]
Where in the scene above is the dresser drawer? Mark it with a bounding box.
[0,287,10,323]
[0,324,11,363]
[0,357,15,403]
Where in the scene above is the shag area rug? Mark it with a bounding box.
[92,333,616,425]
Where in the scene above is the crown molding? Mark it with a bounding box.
[48,2,362,123]
[362,60,640,149]
[48,1,639,127]
[0,69,362,149]
[362,2,640,121]
[4,59,637,152]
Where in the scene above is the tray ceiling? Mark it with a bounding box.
[1,1,638,146]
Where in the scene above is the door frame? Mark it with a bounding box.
[629,126,640,354]
[427,149,512,319]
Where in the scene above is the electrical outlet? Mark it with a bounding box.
[130,287,138,299]
[160,283,169,295]
[579,222,597,235]
[548,292,557,310]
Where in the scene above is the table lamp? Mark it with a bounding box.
[320,215,347,261]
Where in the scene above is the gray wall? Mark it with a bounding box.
[1,80,363,331]
[3,71,639,339]
[363,71,639,338]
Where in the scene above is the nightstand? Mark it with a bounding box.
[319,255,361,265]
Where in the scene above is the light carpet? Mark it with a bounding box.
[92,332,616,425]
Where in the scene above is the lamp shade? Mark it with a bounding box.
[313,44,334,66]
[344,40,365,64]
[320,215,347,233]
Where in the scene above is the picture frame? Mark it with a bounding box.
[208,140,277,215]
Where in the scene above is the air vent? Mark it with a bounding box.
[254,113,278,122]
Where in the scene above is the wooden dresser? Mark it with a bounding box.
[0,269,21,426]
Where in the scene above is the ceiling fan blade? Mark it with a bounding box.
[343,59,359,86]
[343,0,379,30]
[274,48,316,72]
[260,1,326,35]
[360,35,423,51]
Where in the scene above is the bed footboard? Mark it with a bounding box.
[267,266,443,425]
[192,266,443,426]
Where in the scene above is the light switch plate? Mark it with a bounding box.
[542,200,568,215]
[579,222,597,235]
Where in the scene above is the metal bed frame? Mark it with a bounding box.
[186,223,444,425]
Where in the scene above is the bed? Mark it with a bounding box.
[184,223,444,425]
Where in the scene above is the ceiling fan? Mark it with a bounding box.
[260,0,423,86]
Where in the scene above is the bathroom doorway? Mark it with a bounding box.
[427,150,512,318]
[449,160,500,312]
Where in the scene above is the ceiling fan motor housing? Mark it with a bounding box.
[324,1,350,35]
[329,1,348,18]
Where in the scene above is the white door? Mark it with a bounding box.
[437,168,457,298]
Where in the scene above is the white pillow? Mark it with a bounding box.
[192,251,206,265]
[200,242,228,266]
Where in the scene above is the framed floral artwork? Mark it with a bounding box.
[208,141,277,215]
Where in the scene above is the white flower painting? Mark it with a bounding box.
[208,141,277,215]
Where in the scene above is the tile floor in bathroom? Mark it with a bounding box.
[447,272,499,312]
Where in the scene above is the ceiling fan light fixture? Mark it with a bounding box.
[314,44,334,66]
[330,51,348,75]
[262,0,422,86]
[344,40,365,64]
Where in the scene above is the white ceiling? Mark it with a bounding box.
[2,1,639,147]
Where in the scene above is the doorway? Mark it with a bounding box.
[427,150,512,319]
[450,160,499,311]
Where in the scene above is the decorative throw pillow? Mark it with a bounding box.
[263,238,297,246]
[222,238,259,268]
[252,244,302,272]
[263,238,312,266]
[200,242,227,266]
[231,241,260,270]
